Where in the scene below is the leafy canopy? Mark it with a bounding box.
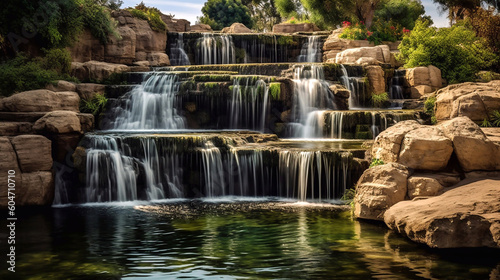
[199,0,253,30]
[398,19,499,83]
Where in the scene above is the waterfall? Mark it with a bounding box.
[200,141,226,197]
[111,73,186,130]
[340,65,368,108]
[298,36,322,63]
[168,33,190,66]
[288,65,335,137]
[328,111,345,139]
[197,33,236,65]
[229,77,270,131]
[389,69,405,100]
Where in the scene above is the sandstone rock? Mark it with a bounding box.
[365,66,385,94]
[398,127,453,170]
[161,15,190,32]
[407,175,445,199]
[45,80,77,92]
[221,23,253,33]
[18,171,54,206]
[76,83,106,100]
[437,117,500,171]
[190,24,212,32]
[0,138,21,205]
[434,81,500,122]
[105,25,136,64]
[482,127,500,144]
[329,84,350,99]
[335,45,393,65]
[133,60,151,67]
[354,163,410,221]
[33,111,82,134]
[147,52,170,66]
[405,65,442,90]
[68,30,105,63]
[465,171,500,179]
[410,85,433,99]
[71,61,130,82]
[371,120,421,163]
[0,122,32,136]
[131,19,167,54]
[77,113,95,133]
[0,90,79,112]
[384,178,500,248]
[11,135,52,173]
[272,23,320,33]
[355,57,381,65]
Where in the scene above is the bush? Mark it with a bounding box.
[81,0,121,44]
[371,92,389,107]
[0,50,78,96]
[424,95,437,124]
[369,158,385,168]
[80,93,108,116]
[339,20,410,45]
[199,0,253,30]
[128,2,167,32]
[398,19,499,83]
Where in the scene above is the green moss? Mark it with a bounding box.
[371,92,389,108]
[269,82,281,100]
[193,74,232,82]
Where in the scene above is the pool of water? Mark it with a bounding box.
[1,201,499,279]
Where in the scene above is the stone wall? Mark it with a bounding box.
[0,81,95,207]
[272,23,321,33]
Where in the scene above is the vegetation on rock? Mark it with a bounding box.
[127,2,167,32]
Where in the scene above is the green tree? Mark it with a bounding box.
[374,0,426,29]
[242,0,280,31]
[398,19,498,83]
[432,0,499,24]
[199,0,253,30]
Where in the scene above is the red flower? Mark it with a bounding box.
[342,21,351,27]
[390,26,395,30]
[367,31,373,36]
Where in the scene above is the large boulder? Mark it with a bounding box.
[272,23,320,33]
[10,135,52,173]
[104,25,136,64]
[354,163,410,221]
[221,23,253,33]
[405,65,442,90]
[45,80,77,92]
[147,52,170,66]
[434,80,500,122]
[0,90,79,112]
[365,65,385,94]
[33,111,82,134]
[384,178,500,248]
[437,117,500,171]
[71,61,130,82]
[407,175,445,199]
[371,120,422,163]
[75,83,106,100]
[0,138,21,206]
[18,171,54,206]
[190,24,212,32]
[398,127,453,170]
[0,122,32,136]
[335,45,394,65]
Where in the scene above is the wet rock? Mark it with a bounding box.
[354,162,410,221]
[33,111,82,134]
[11,135,52,173]
[0,90,79,112]
[384,178,500,248]
[434,80,500,122]
[437,117,500,171]
[398,127,453,170]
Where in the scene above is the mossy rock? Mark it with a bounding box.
[269,82,281,100]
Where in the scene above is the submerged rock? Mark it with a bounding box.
[384,178,500,249]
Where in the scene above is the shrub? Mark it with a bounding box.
[0,51,78,96]
[371,92,389,107]
[369,158,384,168]
[424,95,437,124]
[81,0,121,45]
[339,20,409,45]
[128,3,167,32]
[398,19,499,83]
[284,17,311,24]
[80,93,108,116]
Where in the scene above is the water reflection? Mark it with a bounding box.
[0,204,498,279]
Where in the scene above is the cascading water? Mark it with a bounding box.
[298,36,322,63]
[389,69,405,100]
[110,72,186,130]
[229,77,270,131]
[197,33,236,65]
[340,64,368,108]
[287,65,336,138]
[168,33,190,66]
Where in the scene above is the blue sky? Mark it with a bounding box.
[121,0,449,27]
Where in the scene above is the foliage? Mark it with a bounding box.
[489,110,500,127]
[339,20,410,44]
[274,0,304,19]
[340,188,356,201]
[199,0,253,30]
[464,8,500,71]
[475,71,500,82]
[369,158,385,168]
[128,2,167,32]
[80,93,108,116]
[424,95,437,124]
[0,51,78,96]
[241,0,280,32]
[432,0,499,24]
[269,82,281,100]
[397,19,499,83]
[371,92,389,107]
[374,0,426,30]
[284,17,311,24]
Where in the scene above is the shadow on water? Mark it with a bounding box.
[1,203,499,279]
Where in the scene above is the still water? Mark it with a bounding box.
[1,200,499,279]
